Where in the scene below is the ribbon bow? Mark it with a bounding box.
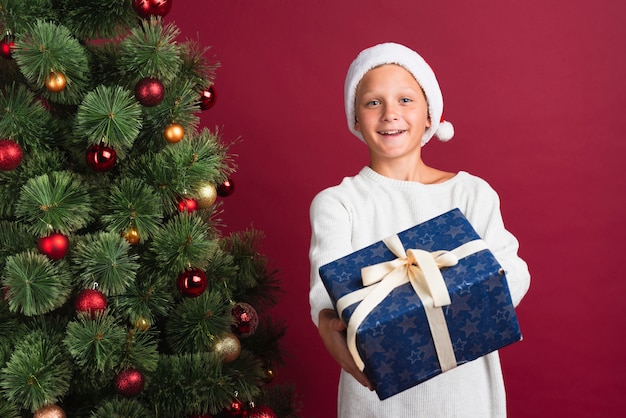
[362,235,459,307]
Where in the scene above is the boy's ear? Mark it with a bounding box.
[354,118,361,132]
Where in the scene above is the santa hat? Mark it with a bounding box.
[344,42,454,146]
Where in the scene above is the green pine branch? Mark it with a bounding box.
[0,331,72,412]
[14,170,94,236]
[13,19,90,105]
[3,251,72,316]
[71,231,139,296]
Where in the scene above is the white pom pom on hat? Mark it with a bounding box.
[344,42,454,146]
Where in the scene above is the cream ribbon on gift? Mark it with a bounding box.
[335,235,489,372]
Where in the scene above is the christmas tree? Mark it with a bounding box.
[0,1,298,417]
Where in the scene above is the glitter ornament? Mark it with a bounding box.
[74,288,107,317]
[132,0,173,19]
[195,183,217,208]
[45,71,66,92]
[176,268,208,297]
[134,77,165,107]
[231,302,259,337]
[114,368,145,397]
[34,404,66,418]
[37,232,70,260]
[164,122,185,143]
[0,139,23,171]
[213,332,241,363]
[249,405,277,418]
[86,143,117,172]
[217,177,235,197]
[199,85,217,110]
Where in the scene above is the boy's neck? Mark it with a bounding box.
[369,158,455,184]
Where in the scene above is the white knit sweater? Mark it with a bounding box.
[309,167,530,418]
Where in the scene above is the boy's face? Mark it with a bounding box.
[354,64,430,164]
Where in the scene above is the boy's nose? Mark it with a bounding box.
[382,104,400,121]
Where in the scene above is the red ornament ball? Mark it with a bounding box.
[0,139,23,171]
[177,196,198,213]
[86,143,116,172]
[37,232,70,260]
[134,77,165,107]
[0,37,15,59]
[231,302,259,337]
[133,0,173,19]
[177,268,208,297]
[217,177,235,197]
[114,368,145,397]
[198,86,217,110]
[74,288,108,317]
[223,399,245,417]
[249,405,277,418]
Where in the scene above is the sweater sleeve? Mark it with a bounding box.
[464,180,530,307]
[308,189,355,327]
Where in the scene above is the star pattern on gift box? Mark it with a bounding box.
[418,232,435,245]
[409,349,425,364]
[448,293,472,317]
[457,279,474,295]
[398,314,416,334]
[372,321,386,336]
[483,328,497,341]
[460,319,480,336]
[453,337,467,352]
[446,224,466,239]
[369,243,389,259]
[495,309,510,322]
[386,297,405,314]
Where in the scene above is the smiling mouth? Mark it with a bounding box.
[378,129,406,135]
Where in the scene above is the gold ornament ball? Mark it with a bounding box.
[164,123,185,143]
[213,332,241,363]
[134,316,151,331]
[34,404,66,418]
[262,360,276,383]
[196,183,217,208]
[123,226,140,245]
[45,71,67,92]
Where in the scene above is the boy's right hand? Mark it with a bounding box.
[318,309,374,391]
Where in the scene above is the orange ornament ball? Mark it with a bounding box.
[34,404,66,418]
[45,71,66,92]
[123,226,140,245]
[164,123,184,143]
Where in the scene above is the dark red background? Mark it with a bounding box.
[167,1,626,416]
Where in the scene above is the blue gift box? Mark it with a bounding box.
[319,208,522,400]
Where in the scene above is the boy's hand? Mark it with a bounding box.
[318,309,373,391]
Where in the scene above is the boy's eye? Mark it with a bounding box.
[366,100,380,106]
[400,97,412,103]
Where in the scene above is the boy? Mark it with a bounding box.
[309,42,530,417]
